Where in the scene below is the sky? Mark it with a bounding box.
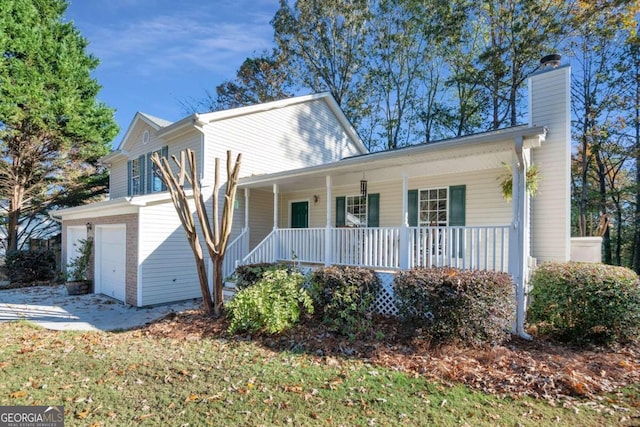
[64,0,281,147]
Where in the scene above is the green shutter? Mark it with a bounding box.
[449,185,466,226]
[161,146,168,191]
[408,189,418,227]
[449,185,466,257]
[127,160,132,196]
[335,196,346,227]
[367,193,380,227]
[146,153,153,193]
[138,154,146,194]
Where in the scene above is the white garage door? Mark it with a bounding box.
[96,225,127,303]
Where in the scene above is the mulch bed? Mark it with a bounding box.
[138,309,640,402]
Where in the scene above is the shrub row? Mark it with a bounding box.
[528,262,640,345]
[394,268,514,346]
[233,262,295,290]
[310,265,381,337]
[226,269,313,335]
[229,261,640,347]
[5,249,57,284]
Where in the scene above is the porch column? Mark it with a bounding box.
[324,175,333,266]
[399,173,410,269]
[508,136,532,340]
[273,184,279,262]
[244,188,250,255]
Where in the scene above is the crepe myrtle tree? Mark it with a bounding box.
[152,149,241,317]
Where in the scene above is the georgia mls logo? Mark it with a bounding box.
[0,405,64,427]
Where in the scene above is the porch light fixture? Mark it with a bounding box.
[313,195,320,204]
[360,174,368,198]
[86,222,93,232]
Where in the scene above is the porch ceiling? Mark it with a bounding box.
[241,138,518,193]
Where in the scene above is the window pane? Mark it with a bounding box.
[418,187,448,226]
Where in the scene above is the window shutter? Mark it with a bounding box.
[137,154,146,194]
[160,146,168,190]
[146,153,153,193]
[449,185,466,257]
[449,185,466,226]
[335,196,346,227]
[408,189,418,227]
[127,160,132,196]
[367,193,380,227]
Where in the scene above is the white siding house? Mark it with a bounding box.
[54,93,368,307]
[52,65,572,339]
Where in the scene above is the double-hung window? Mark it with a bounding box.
[335,194,379,228]
[127,145,168,196]
[419,188,448,227]
[345,195,367,227]
[129,157,143,196]
[146,147,168,193]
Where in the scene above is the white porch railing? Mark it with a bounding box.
[242,229,278,266]
[223,228,249,278]
[278,228,325,263]
[238,225,509,273]
[332,227,400,268]
[408,226,509,272]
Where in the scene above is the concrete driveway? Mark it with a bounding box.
[0,284,200,331]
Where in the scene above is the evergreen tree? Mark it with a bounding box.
[0,0,118,253]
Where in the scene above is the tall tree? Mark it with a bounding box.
[184,50,293,113]
[569,0,638,264]
[273,0,370,128]
[0,0,118,253]
[152,150,241,317]
[473,0,568,130]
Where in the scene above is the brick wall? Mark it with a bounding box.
[63,214,139,305]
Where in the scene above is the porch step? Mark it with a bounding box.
[223,280,237,302]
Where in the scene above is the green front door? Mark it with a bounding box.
[291,201,308,228]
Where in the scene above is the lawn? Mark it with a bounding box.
[1,317,639,427]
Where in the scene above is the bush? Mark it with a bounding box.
[234,262,295,290]
[226,269,313,335]
[311,266,381,337]
[5,249,57,284]
[394,267,514,346]
[528,262,640,345]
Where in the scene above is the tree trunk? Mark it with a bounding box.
[595,151,611,264]
[6,185,25,253]
[191,240,214,315]
[213,257,224,318]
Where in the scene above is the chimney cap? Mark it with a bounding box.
[541,54,562,68]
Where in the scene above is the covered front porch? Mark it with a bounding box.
[224,126,544,279]
[222,125,545,339]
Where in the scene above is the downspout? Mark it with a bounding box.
[511,136,533,340]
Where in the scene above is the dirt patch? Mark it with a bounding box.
[138,310,640,401]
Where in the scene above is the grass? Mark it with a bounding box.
[0,321,638,426]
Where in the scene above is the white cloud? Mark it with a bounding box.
[82,3,277,77]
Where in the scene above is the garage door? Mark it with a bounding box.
[96,225,127,303]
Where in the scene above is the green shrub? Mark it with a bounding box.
[5,250,57,284]
[226,269,313,335]
[234,262,294,290]
[393,267,514,346]
[311,266,381,337]
[528,262,640,345]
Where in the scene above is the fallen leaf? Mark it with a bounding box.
[76,407,90,420]
[10,390,27,398]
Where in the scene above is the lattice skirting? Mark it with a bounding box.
[374,272,398,316]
